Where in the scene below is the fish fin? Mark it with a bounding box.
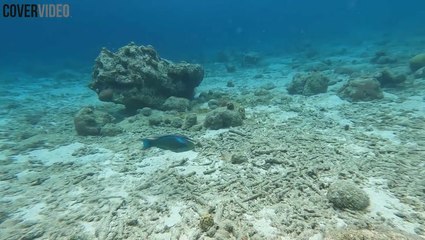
[142,139,152,149]
[175,136,187,144]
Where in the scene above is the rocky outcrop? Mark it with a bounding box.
[90,43,204,110]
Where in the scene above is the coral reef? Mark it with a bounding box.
[327,180,370,211]
[204,108,243,130]
[409,53,425,72]
[338,78,383,102]
[90,42,204,110]
[73,107,114,136]
[287,72,329,96]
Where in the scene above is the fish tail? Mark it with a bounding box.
[142,139,152,149]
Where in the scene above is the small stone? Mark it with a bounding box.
[375,69,406,86]
[261,82,276,90]
[226,102,235,110]
[170,118,183,128]
[199,214,214,232]
[204,108,243,130]
[338,78,383,102]
[163,96,190,112]
[148,116,163,126]
[226,80,235,87]
[74,107,114,136]
[242,52,261,67]
[127,219,139,226]
[98,88,114,101]
[226,65,236,73]
[231,154,248,164]
[183,114,197,129]
[139,107,152,116]
[287,72,329,96]
[222,221,234,233]
[208,99,220,109]
[100,124,123,136]
[254,89,269,96]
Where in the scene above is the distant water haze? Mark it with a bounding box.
[1,0,425,71]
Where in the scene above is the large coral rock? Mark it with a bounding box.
[338,78,383,102]
[287,72,329,96]
[90,43,204,110]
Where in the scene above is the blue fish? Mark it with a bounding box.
[142,134,196,152]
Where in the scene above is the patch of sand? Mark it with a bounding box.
[365,178,420,235]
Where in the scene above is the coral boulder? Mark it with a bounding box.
[338,78,383,102]
[287,72,329,96]
[90,43,204,110]
[409,53,425,72]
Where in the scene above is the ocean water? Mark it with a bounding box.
[1,0,425,239]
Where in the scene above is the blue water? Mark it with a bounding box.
[1,0,425,71]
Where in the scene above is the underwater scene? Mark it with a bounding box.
[1,0,425,239]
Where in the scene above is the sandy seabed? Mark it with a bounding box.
[1,39,425,240]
